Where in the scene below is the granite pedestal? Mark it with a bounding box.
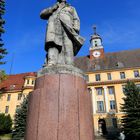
[25,65,94,140]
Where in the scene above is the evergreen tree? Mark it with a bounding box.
[0,113,12,134]
[121,81,140,140]
[0,0,7,64]
[12,96,29,139]
[0,70,6,83]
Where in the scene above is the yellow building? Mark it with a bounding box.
[0,72,36,119]
[75,27,140,136]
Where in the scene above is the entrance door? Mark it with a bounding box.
[98,119,107,135]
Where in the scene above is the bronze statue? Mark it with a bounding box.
[40,0,85,66]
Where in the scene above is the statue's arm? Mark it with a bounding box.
[40,3,59,20]
[72,8,80,33]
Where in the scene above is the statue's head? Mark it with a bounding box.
[57,0,66,3]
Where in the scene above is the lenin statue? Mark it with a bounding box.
[40,0,85,66]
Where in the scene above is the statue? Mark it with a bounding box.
[40,0,85,66]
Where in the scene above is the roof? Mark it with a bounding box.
[90,33,102,42]
[74,49,140,72]
[0,72,36,92]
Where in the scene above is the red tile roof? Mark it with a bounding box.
[0,72,36,92]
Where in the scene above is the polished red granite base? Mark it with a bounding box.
[25,73,94,140]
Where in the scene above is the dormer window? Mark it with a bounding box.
[116,62,124,68]
[10,85,16,90]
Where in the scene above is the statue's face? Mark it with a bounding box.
[57,0,66,2]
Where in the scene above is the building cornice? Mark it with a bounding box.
[86,66,140,74]
[88,78,140,86]
[0,86,34,94]
[22,86,34,90]
[0,89,22,94]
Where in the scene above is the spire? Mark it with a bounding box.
[93,25,97,35]
[90,25,101,43]
[90,25,103,49]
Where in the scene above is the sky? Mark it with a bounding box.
[1,0,140,74]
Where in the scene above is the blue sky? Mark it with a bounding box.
[1,0,140,74]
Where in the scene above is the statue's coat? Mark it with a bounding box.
[40,3,85,56]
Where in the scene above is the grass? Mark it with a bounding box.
[0,134,12,140]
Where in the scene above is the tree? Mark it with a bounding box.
[121,81,140,140]
[0,0,7,64]
[0,70,6,83]
[12,96,29,139]
[0,113,12,134]
[0,0,7,85]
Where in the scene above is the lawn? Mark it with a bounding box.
[0,134,12,140]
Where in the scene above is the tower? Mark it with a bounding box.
[89,26,104,60]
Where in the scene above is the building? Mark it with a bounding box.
[0,72,36,119]
[0,27,140,136]
[74,27,140,135]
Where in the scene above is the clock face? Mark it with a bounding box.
[93,51,101,57]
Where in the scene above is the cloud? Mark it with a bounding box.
[100,18,140,47]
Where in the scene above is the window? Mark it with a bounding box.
[95,41,98,47]
[95,74,101,81]
[32,80,35,85]
[134,70,139,78]
[122,85,126,93]
[107,73,112,80]
[17,93,22,100]
[110,100,116,110]
[27,79,30,84]
[95,44,98,47]
[10,85,15,90]
[7,94,11,101]
[85,75,89,82]
[120,72,125,79]
[5,106,9,114]
[96,87,103,95]
[88,88,92,94]
[108,86,115,94]
[112,118,118,128]
[97,101,105,112]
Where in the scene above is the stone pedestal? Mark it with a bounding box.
[25,65,94,140]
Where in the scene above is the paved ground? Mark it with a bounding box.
[95,135,119,140]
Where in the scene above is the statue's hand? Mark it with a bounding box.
[40,2,59,20]
[52,2,59,11]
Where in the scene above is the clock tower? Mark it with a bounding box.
[89,26,104,60]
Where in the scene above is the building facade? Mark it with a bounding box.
[0,72,36,119]
[74,27,140,135]
[0,28,140,136]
